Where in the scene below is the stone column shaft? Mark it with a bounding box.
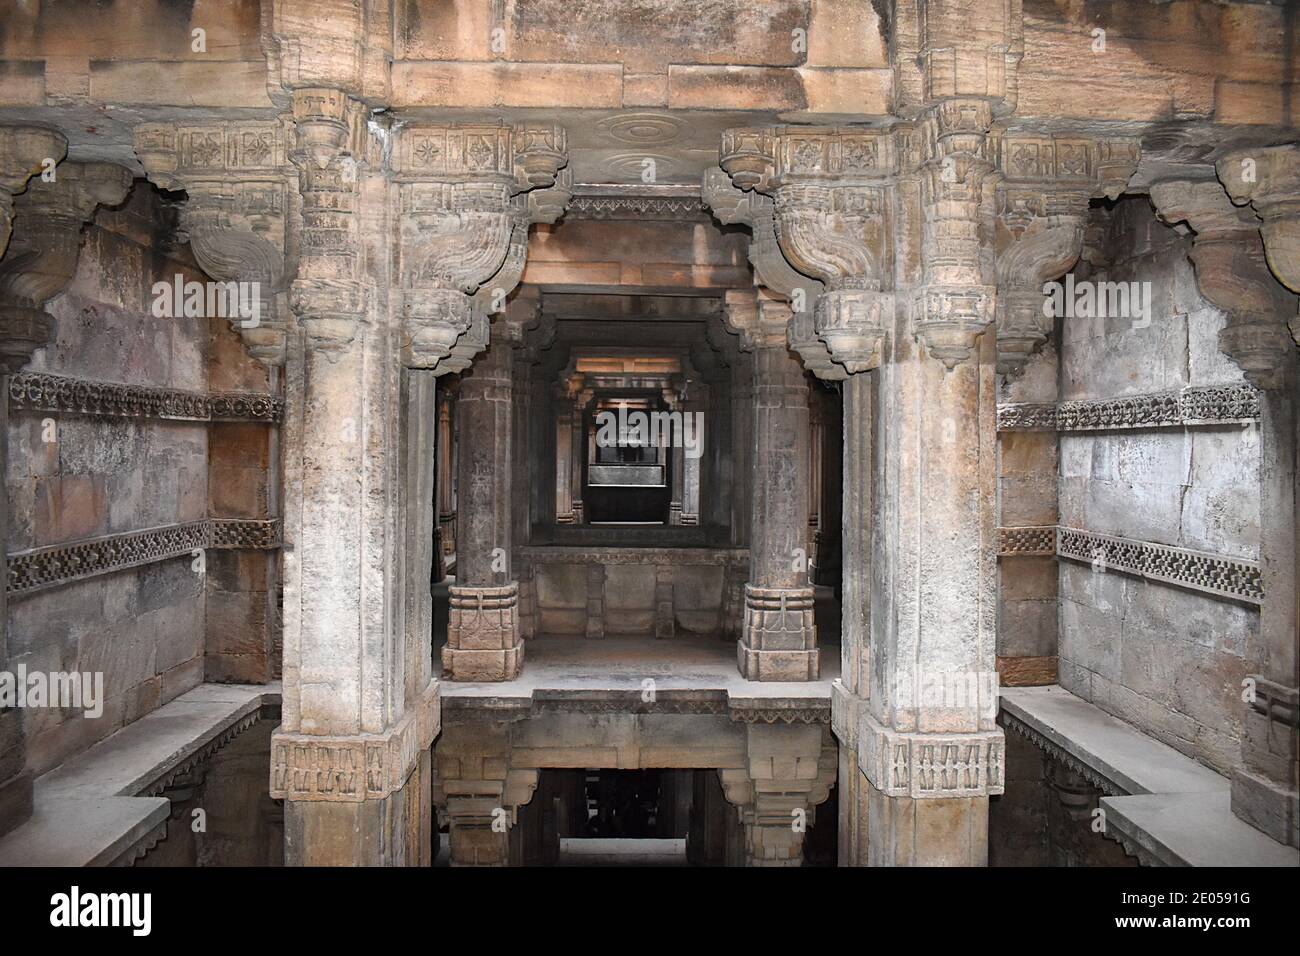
[445,334,522,681]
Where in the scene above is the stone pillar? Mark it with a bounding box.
[0,135,127,838]
[268,89,438,866]
[570,389,590,524]
[718,724,837,866]
[665,386,685,525]
[682,385,704,526]
[444,325,521,681]
[436,383,456,575]
[1155,163,1300,848]
[722,290,817,680]
[431,720,539,866]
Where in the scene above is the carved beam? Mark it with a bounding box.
[0,161,131,374]
[989,132,1140,374]
[134,120,293,366]
[1151,178,1296,390]
[1217,144,1300,347]
[393,122,568,372]
[717,126,896,374]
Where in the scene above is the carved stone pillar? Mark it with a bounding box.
[431,720,539,866]
[271,89,438,867]
[436,382,457,574]
[681,386,704,527]
[724,290,817,680]
[570,388,592,524]
[718,724,837,866]
[444,298,538,682]
[1153,171,1300,848]
[665,386,685,525]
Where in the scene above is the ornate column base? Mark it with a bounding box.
[737,585,818,681]
[444,583,524,681]
[270,682,441,866]
[833,683,1004,865]
[718,724,836,866]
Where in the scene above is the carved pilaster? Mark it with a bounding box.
[134,120,293,365]
[394,123,568,372]
[1150,179,1296,391]
[0,160,131,374]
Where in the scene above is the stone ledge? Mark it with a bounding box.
[1001,685,1299,867]
[0,682,280,867]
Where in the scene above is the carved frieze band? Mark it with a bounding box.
[8,373,283,423]
[566,188,708,221]
[1056,527,1263,605]
[7,518,283,596]
[999,525,1263,604]
[998,709,1122,797]
[269,681,441,803]
[442,692,829,725]
[858,711,1005,799]
[997,384,1260,432]
[998,525,1056,556]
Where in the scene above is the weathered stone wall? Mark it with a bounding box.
[1057,196,1261,774]
[5,182,273,775]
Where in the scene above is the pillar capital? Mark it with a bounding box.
[0,160,131,374]
[714,126,896,375]
[133,120,294,364]
[1218,144,1300,297]
[1151,177,1296,390]
[394,122,570,372]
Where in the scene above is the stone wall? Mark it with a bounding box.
[1056,196,1261,774]
[4,182,275,775]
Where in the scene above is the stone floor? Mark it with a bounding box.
[440,634,839,703]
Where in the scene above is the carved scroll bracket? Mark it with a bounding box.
[716,126,897,375]
[1,126,68,257]
[1151,178,1296,390]
[0,160,131,374]
[1218,144,1300,348]
[990,132,1140,375]
[394,122,569,371]
[134,121,293,366]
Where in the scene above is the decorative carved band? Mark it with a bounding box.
[566,186,708,221]
[442,691,830,725]
[998,384,1259,432]
[8,373,283,423]
[270,681,441,803]
[858,711,1005,799]
[7,518,282,596]
[1056,527,1263,605]
[998,525,1056,556]
[999,709,1122,797]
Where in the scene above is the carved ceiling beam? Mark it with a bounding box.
[1,126,67,257]
[134,119,294,365]
[717,126,897,374]
[393,122,569,372]
[1150,178,1296,391]
[0,161,131,375]
[989,132,1141,375]
[1217,144,1300,348]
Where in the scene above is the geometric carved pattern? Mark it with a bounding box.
[7,518,282,596]
[1056,527,1264,605]
[270,681,440,803]
[998,525,1057,556]
[8,372,283,423]
[565,191,708,221]
[998,384,1260,432]
[858,711,1005,798]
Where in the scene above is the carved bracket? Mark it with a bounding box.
[134,121,293,365]
[0,126,68,257]
[1151,178,1296,390]
[0,161,131,374]
[394,122,569,371]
